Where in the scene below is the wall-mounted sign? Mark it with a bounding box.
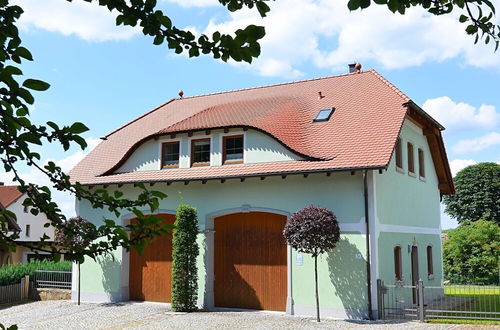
[296,253,303,266]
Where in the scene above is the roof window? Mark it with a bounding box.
[313,107,335,122]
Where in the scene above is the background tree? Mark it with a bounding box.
[443,220,500,285]
[172,204,199,312]
[443,162,500,225]
[283,205,340,322]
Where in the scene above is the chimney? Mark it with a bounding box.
[348,63,356,73]
[0,182,4,186]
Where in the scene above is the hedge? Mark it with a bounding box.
[172,204,199,312]
[0,260,72,286]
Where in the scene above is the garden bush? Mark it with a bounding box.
[172,204,199,312]
[0,260,71,286]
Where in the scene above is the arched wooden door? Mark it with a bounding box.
[129,214,175,302]
[214,212,287,311]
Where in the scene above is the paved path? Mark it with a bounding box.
[0,301,497,329]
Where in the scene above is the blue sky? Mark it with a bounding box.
[2,0,499,228]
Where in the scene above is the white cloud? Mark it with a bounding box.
[202,0,500,77]
[449,159,477,176]
[0,137,100,217]
[423,97,499,131]
[453,132,500,154]
[15,0,138,42]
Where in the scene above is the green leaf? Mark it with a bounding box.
[256,1,270,17]
[68,122,89,134]
[22,79,50,91]
[15,46,33,61]
[348,0,361,10]
[459,14,468,23]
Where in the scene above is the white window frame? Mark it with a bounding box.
[157,136,182,170]
[218,130,247,165]
[188,133,213,167]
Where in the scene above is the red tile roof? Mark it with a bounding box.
[70,69,454,193]
[0,185,24,208]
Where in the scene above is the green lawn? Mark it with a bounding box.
[427,285,500,324]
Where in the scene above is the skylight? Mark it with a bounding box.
[313,107,335,122]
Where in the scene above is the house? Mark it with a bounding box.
[69,68,453,319]
[0,184,57,265]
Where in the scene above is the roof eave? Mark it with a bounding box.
[81,165,387,187]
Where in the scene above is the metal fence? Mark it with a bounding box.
[0,276,30,305]
[378,279,500,322]
[33,270,72,290]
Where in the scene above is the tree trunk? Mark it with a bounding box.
[78,262,81,306]
[315,255,320,322]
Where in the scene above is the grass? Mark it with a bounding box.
[427,318,500,325]
[426,284,500,325]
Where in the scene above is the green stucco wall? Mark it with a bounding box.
[292,233,368,315]
[77,172,369,314]
[374,120,443,287]
[377,232,443,286]
[375,120,441,229]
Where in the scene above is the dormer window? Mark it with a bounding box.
[191,138,211,167]
[223,135,244,164]
[313,107,335,122]
[161,142,180,168]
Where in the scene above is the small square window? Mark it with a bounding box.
[313,107,335,122]
[161,142,180,168]
[191,138,211,166]
[223,135,244,164]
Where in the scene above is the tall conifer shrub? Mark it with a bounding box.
[172,204,199,312]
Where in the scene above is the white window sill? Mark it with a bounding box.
[419,176,426,182]
[428,274,435,280]
[408,171,416,178]
[396,166,404,174]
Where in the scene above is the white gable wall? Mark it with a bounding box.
[115,128,303,173]
[7,195,55,242]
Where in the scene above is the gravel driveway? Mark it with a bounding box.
[0,301,495,329]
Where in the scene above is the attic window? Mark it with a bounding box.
[313,107,335,122]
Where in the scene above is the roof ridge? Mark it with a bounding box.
[105,98,177,138]
[179,70,373,100]
[367,69,410,101]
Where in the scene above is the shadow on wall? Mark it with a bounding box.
[327,237,368,319]
[98,254,121,301]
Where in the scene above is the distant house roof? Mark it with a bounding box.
[0,202,20,232]
[70,69,454,194]
[0,185,24,208]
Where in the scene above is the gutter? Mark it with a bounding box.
[84,165,386,187]
[363,170,373,320]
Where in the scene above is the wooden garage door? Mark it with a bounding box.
[129,214,174,302]
[214,212,287,311]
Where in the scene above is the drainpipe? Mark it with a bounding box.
[363,170,374,320]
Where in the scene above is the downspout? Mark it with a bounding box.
[363,170,373,320]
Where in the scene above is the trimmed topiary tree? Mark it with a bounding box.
[283,205,340,322]
[172,204,200,312]
[55,216,98,305]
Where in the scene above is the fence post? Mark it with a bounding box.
[23,275,29,299]
[376,279,383,320]
[417,279,424,322]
